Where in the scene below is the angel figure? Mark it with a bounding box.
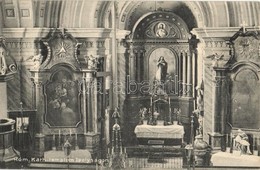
[206,53,224,67]
[27,50,43,69]
[85,54,99,69]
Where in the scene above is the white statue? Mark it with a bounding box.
[0,47,7,75]
[85,54,99,69]
[27,51,43,69]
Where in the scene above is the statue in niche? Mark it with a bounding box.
[156,22,168,38]
[85,54,99,69]
[155,56,168,83]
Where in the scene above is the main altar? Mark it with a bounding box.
[134,124,184,146]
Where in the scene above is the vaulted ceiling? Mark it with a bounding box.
[0,0,259,32]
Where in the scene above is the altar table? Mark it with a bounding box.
[134,124,184,145]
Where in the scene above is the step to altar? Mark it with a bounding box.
[29,149,94,168]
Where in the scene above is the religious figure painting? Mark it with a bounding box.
[45,69,81,127]
[231,69,260,129]
[149,48,177,94]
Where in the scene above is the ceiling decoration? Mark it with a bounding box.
[0,1,259,29]
[132,11,189,40]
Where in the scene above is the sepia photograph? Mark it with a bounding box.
[0,0,259,169]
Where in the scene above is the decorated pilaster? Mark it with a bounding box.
[83,54,100,158]
[192,27,232,151]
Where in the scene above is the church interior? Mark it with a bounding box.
[0,0,260,169]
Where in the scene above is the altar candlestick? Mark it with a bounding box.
[59,130,61,138]
[69,130,72,137]
[120,147,122,154]
[124,147,126,154]
[75,132,77,141]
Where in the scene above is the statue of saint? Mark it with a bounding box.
[155,56,168,83]
[234,129,252,155]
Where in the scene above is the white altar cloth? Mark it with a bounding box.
[134,124,184,139]
[211,151,260,167]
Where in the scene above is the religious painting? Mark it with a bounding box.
[45,69,81,127]
[148,47,177,94]
[231,69,260,129]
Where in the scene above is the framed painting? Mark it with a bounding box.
[44,69,81,127]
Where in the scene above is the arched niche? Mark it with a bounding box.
[231,67,260,129]
[44,66,82,128]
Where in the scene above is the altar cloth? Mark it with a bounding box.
[134,124,184,139]
[211,151,260,167]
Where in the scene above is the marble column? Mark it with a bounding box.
[32,78,45,158]
[182,52,187,96]
[136,49,144,83]
[208,73,224,151]
[186,53,192,97]
[129,44,136,81]
[85,72,93,132]
[178,53,183,96]
[192,52,197,99]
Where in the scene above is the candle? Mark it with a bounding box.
[70,130,72,137]
[53,134,55,141]
[124,147,126,153]
[59,130,61,138]
[75,132,77,141]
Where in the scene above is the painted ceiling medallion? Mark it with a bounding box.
[155,22,168,38]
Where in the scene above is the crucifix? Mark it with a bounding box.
[241,21,247,33]
[61,27,65,36]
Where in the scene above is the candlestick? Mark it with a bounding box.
[59,130,61,138]
[70,129,72,137]
[75,132,77,141]
[120,147,122,154]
